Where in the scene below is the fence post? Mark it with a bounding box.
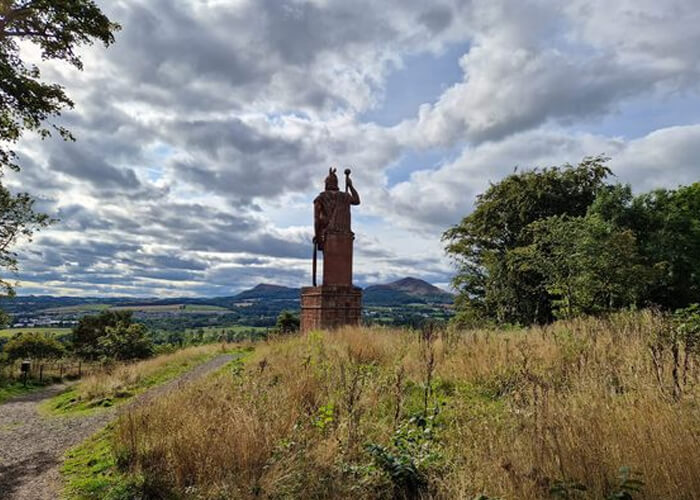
[39,364,44,383]
[78,361,82,377]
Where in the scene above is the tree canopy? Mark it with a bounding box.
[3,331,64,360]
[0,0,119,171]
[444,156,700,326]
[0,0,119,307]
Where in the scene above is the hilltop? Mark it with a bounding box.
[363,277,453,305]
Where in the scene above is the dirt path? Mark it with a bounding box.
[0,354,235,500]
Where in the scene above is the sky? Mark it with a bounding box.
[7,0,700,297]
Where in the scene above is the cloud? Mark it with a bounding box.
[386,124,700,230]
[8,0,700,297]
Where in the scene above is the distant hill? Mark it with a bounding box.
[364,277,453,305]
[7,278,452,318]
[231,284,300,301]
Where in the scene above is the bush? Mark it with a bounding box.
[3,332,65,361]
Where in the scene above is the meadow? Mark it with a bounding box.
[46,343,242,415]
[64,310,700,499]
[0,327,71,338]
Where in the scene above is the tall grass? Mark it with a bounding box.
[49,343,236,413]
[110,311,700,499]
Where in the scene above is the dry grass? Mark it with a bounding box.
[49,343,237,413]
[111,312,700,499]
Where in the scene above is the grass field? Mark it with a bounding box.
[43,303,230,314]
[109,304,230,313]
[43,304,111,314]
[63,311,700,499]
[43,343,246,416]
[0,327,71,338]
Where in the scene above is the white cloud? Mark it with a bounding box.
[8,0,700,296]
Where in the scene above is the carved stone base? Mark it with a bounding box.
[300,285,362,333]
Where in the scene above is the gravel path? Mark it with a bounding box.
[0,354,235,500]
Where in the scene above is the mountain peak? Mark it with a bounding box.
[364,277,453,305]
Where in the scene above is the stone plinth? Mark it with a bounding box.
[300,285,362,332]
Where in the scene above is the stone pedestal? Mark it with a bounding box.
[300,285,362,332]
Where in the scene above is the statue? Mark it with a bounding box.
[312,168,360,286]
[313,168,360,250]
[301,167,363,332]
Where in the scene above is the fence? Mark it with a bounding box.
[0,358,101,385]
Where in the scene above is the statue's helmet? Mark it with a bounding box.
[325,167,339,191]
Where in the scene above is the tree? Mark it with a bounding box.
[276,310,300,334]
[3,331,64,360]
[0,0,120,172]
[0,1,119,306]
[512,214,648,318]
[98,322,153,361]
[0,188,52,310]
[72,310,134,359]
[589,182,700,309]
[443,156,612,326]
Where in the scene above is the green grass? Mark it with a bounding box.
[0,327,72,338]
[0,380,52,404]
[62,427,136,500]
[43,304,111,314]
[43,346,245,416]
[109,304,230,313]
[61,348,254,499]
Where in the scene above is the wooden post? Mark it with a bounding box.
[39,364,44,383]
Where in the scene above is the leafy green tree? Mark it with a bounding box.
[0,1,119,316]
[0,0,120,172]
[276,310,300,333]
[3,331,64,360]
[0,188,52,311]
[98,322,153,360]
[512,214,648,318]
[72,310,134,359]
[589,182,700,309]
[444,156,612,326]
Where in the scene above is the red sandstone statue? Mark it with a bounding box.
[301,167,363,332]
[312,168,360,287]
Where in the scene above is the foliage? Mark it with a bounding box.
[605,467,644,500]
[365,413,441,498]
[0,187,52,299]
[275,310,300,333]
[513,214,647,318]
[0,0,119,172]
[71,310,138,360]
[3,330,64,359]
[590,182,700,309]
[0,0,119,322]
[97,322,153,361]
[445,154,699,326]
[444,156,612,326]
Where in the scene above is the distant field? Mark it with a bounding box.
[0,327,72,338]
[43,303,230,314]
[43,304,111,314]
[110,304,230,313]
